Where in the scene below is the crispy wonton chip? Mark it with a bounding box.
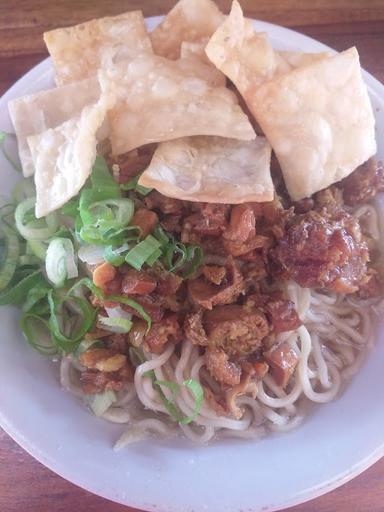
[150,0,224,60]
[99,55,256,156]
[8,77,100,177]
[44,11,152,85]
[28,93,112,218]
[205,0,330,93]
[138,136,273,203]
[252,47,376,200]
[180,38,225,85]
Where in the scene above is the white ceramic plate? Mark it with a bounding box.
[0,16,383,512]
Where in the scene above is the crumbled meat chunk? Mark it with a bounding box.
[80,364,134,394]
[188,256,244,309]
[265,300,302,333]
[272,210,369,293]
[124,295,164,322]
[79,348,134,394]
[145,190,183,215]
[357,268,383,299]
[205,347,241,387]
[128,319,147,347]
[202,265,226,285]
[161,214,181,233]
[110,146,155,183]
[121,269,157,295]
[314,186,343,213]
[342,159,384,205]
[184,310,208,346]
[181,203,229,242]
[204,305,269,356]
[152,267,182,296]
[203,386,228,416]
[144,314,182,354]
[223,233,270,257]
[264,343,299,388]
[224,204,255,242]
[131,208,158,238]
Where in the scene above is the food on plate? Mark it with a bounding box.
[150,0,224,59]
[138,136,273,203]
[99,55,255,156]
[8,77,100,177]
[1,0,383,449]
[44,11,153,85]
[206,1,376,200]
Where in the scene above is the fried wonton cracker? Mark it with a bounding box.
[44,11,152,85]
[252,47,376,200]
[8,77,100,177]
[206,0,330,93]
[28,92,112,218]
[138,136,273,203]
[150,0,224,59]
[99,55,256,156]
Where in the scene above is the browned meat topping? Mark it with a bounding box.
[314,186,344,213]
[202,265,226,285]
[145,190,184,215]
[357,268,383,299]
[121,269,157,295]
[204,305,269,357]
[264,343,299,388]
[79,348,134,394]
[188,256,244,309]
[131,208,159,238]
[265,299,302,333]
[205,347,241,386]
[143,314,182,354]
[342,159,384,205]
[272,210,369,293]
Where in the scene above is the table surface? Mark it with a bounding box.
[1,1,384,511]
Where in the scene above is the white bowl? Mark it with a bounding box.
[0,16,383,512]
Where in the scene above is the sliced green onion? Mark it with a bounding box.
[0,269,46,306]
[165,242,188,272]
[153,225,171,246]
[22,284,50,314]
[0,131,22,173]
[125,234,162,271]
[128,346,146,367]
[47,290,97,353]
[15,197,59,240]
[27,240,47,260]
[78,244,105,265]
[12,177,35,203]
[46,238,78,287]
[60,197,79,218]
[19,254,40,266]
[153,378,204,425]
[98,315,133,334]
[145,248,162,267]
[20,313,56,355]
[103,245,126,266]
[120,174,152,196]
[87,390,117,416]
[0,226,19,289]
[74,338,105,357]
[90,156,121,198]
[181,245,204,278]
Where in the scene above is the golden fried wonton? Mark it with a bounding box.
[99,55,256,156]
[139,136,273,203]
[8,77,100,177]
[252,47,376,200]
[150,0,224,60]
[29,92,112,218]
[44,11,152,85]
